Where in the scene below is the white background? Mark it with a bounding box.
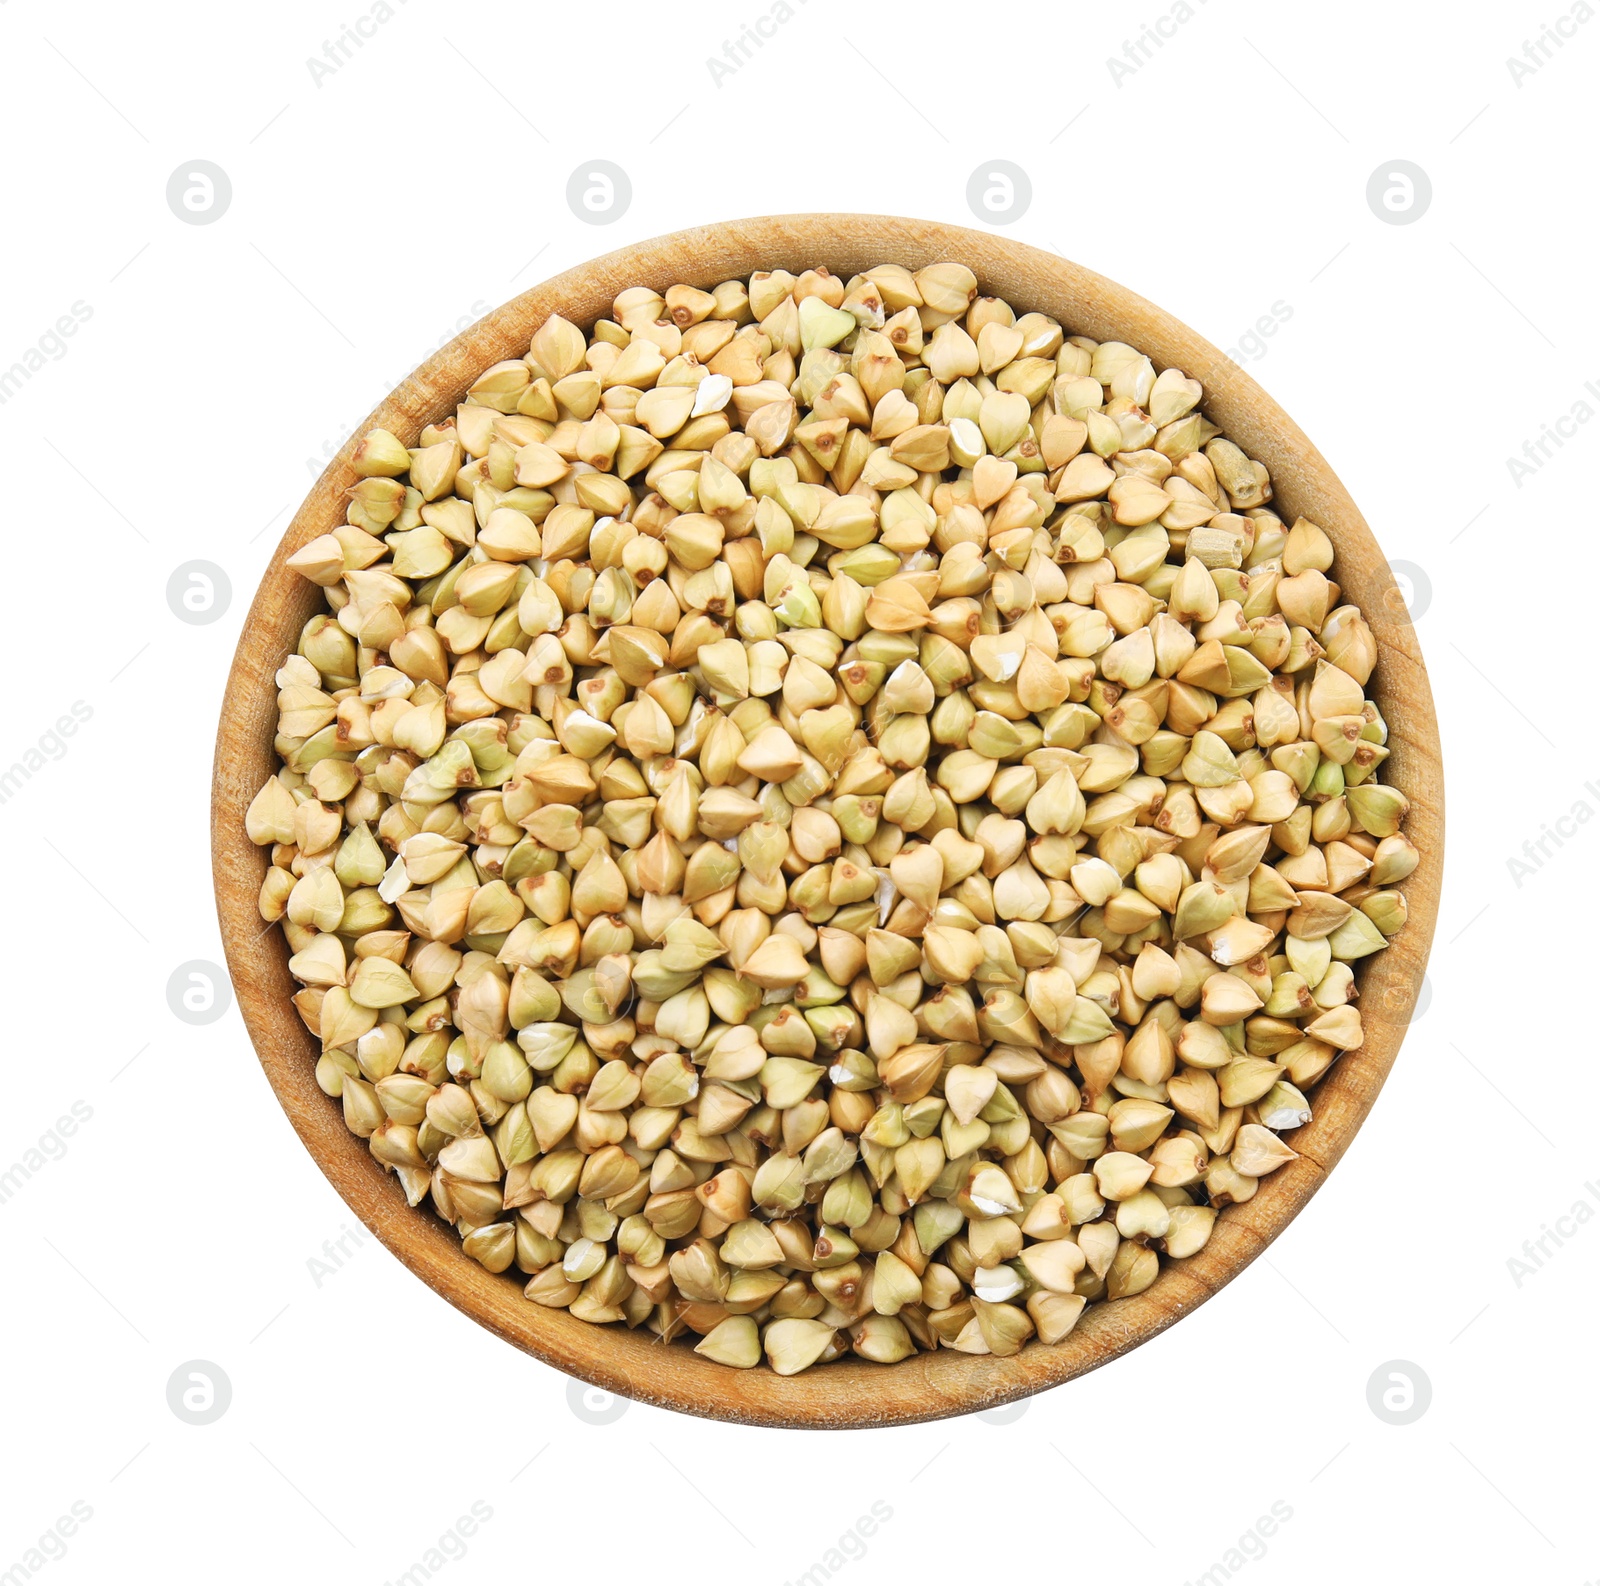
[0,0,1589,1580]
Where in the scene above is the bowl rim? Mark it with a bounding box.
[212,213,1443,1429]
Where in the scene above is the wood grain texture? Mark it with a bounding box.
[212,215,1444,1429]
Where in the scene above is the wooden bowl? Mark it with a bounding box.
[213,214,1443,1428]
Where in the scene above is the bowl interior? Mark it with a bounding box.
[213,214,1442,1428]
